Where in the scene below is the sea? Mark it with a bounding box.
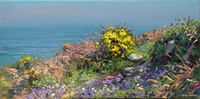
[0,0,199,66]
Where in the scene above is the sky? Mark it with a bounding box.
[0,0,199,28]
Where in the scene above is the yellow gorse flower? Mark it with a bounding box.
[119,29,127,36]
[25,69,39,76]
[95,42,99,45]
[63,43,71,49]
[19,55,32,66]
[103,26,136,58]
[111,46,120,52]
[34,70,39,75]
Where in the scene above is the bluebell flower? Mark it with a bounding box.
[133,75,140,82]
[123,79,127,83]
[119,85,125,90]
[106,79,113,85]
[60,91,66,95]
[81,92,85,96]
[131,92,137,96]
[106,92,114,97]
[137,91,143,96]
[27,95,34,99]
[87,91,94,98]
[102,80,107,84]
[143,82,151,87]
[46,92,50,98]
[124,83,132,89]
[33,89,42,96]
[110,83,116,89]
[162,69,168,74]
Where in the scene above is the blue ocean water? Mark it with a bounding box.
[0,26,98,66]
[0,1,199,66]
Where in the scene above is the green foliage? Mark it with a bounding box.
[115,89,133,98]
[0,68,13,78]
[79,71,97,81]
[135,42,155,60]
[192,65,200,81]
[63,69,98,84]
[150,19,200,64]
[99,58,133,73]
[0,79,12,95]
[16,55,38,72]
[31,75,57,88]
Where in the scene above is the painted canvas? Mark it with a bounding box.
[0,0,199,98]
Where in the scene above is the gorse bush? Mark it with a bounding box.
[19,55,32,66]
[17,55,33,71]
[102,26,136,59]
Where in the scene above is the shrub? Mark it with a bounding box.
[0,76,12,96]
[142,32,149,37]
[102,26,136,59]
[19,55,32,66]
[17,55,33,71]
[150,19,200,64]
[63,43,71,51]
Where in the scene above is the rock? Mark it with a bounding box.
[127,53,143,61]
[165,40,175,57]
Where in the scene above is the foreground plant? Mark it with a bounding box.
[101,26,136,59]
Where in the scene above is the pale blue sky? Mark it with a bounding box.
[0,0,199,28]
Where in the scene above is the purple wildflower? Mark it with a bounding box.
[122,79,127,83]
[102,80,107,84]
[27,95,34,99]
[110,84,117,89]
[129,69,134,73]
[119,85,125,90]
[118,73,123,78]
[129,92,137,97]
[133,75,140,82]
[139,65,148,71]
[115,77,121,82]
[106,79,113,85]
[87,91,94,98]
[124,83,132,89]
[143,82,152,87]
[162,69,168,74]
[137,91,143,96]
